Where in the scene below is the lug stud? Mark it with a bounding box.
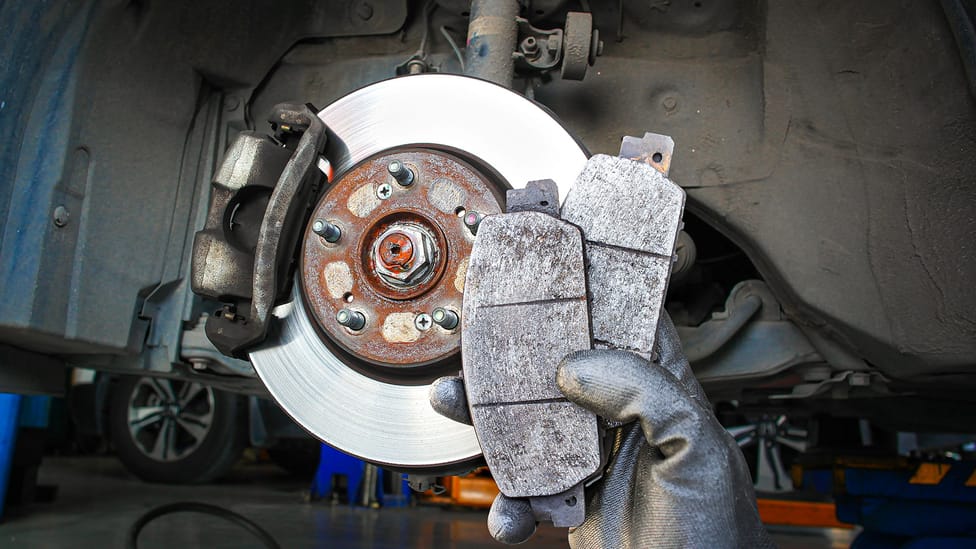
[312,219,342,243]
[388,160,415,187]
[431,308,459,330]
[463,211,483,235]
[336,309,366,331]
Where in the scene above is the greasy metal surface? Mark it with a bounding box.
[250,75,589,469]
[301,149,502,367]
[462,211,599,501]
[561,154,685,358]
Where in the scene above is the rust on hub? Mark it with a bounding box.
[300,148,504,368]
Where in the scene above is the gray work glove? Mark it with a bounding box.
[429,314,774,548]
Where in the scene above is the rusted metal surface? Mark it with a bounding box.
[461,210,598,527]
[619,131,675,177]
[301,148,502,367]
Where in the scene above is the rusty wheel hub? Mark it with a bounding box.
[300,148,503,368]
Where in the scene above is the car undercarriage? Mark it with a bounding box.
[2,0,975,485]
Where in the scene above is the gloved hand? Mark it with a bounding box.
[429,313,774,548]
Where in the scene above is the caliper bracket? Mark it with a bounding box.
[191,104,328,358]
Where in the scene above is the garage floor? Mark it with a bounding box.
[1,457,857,548]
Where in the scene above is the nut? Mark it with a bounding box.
[372,224,438,287]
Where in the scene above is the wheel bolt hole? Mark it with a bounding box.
[455,206,466,217]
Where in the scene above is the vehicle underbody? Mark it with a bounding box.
[1,0,974,473]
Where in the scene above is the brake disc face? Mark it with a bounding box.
[249,75,587,471]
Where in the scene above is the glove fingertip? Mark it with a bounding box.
[429,376,472,425]
[488,494,537,544]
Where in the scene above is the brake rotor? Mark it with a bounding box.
[249,74,588,471]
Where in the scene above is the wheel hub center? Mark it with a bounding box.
[378,232,414,269]
[369,222,441,289]
[299,148,503,369]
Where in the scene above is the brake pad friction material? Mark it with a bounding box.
[561,154,686,358]
[461,211,599,500]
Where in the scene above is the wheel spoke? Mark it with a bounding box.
[175,417,208,442]
[148,419,173,460]
[129,406,165,433]
[179,383,207,408]
[785,427,808,438]
[165,418,181,459]
[177,380,192,403]
[755,441,792,492]
[776,434,808,453]
[727,424,758,447]
[150,378,176,402]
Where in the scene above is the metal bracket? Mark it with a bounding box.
[619,131,675,177]
[191,103,328,357]
[513,17,565,72]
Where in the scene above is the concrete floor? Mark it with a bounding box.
[1,456,857,548]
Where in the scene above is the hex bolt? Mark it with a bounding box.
[311,219,341,243]
[431,308,459,330]
[521,36,540,59]
[414,313,433,331]
[463,211,483,235]
[387,160,415,187]
[336,309,366,331]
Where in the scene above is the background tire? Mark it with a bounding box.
[109,376,245,484]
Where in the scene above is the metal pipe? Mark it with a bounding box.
[464,0,519,88]
[682,295,763,363]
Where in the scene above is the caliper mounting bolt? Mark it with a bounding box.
[431,307,459,330]
[336,309,366,331]
[463,211,483,235]
[388,160,415,187]
[312,219,342,243]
